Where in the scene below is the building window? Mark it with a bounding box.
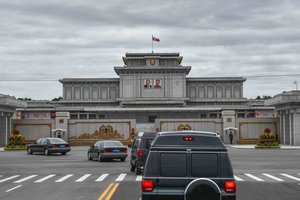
[59,119,64,123]
[89,114,97,119]
[148,115,157,123]
[237,112,245,118]
[227,118,232,122]
[70,114,78,119]
[209,113,218,118]
[79,114,87,119]
[99,115,105,119]
[200,113,207,118]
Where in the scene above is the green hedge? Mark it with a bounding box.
[4,145,27,151]
[255,144,281,149]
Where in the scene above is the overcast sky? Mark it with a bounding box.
[1,0,300,100]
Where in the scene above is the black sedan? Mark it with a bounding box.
[27,137,71,155]
[87,140,128,162]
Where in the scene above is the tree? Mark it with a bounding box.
[51,96,63,101]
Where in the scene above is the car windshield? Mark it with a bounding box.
[49,138,66,144]
[104,141,123,147]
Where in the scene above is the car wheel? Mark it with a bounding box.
[44,148,50,156]
[27,148,33,155]
[98,154,103,162]
[136,167,141,175]
[88,152,93,160]
[61,152,67,155]
[121,158,125,162]
[130,162,136,172]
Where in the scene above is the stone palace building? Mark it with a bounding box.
[11,52,280,145]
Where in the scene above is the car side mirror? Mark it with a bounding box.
[90,145,94,148]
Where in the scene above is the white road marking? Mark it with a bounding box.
[14,175,38,183]
[244,173,264,182]
[75,174,91,182]
[234,175,244,181]
[135,175,142,181]
[55,174,74,182]
[95,174,109,182]
[280,174,300,182]
[34,174,56,183]
[5,185,22,193]
[115,173,127,182]
[0,175,20,183]
[262,174,284,182]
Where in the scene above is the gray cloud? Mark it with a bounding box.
[0,0,299,99]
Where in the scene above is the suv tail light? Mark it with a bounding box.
[137,150,143,156]
[224,181,236,193]
[183,137,194,141]
[142,180,154,192]
[122,148,128,153]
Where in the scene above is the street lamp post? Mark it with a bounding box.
[294,81,298,90]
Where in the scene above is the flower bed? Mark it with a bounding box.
[255,128,280,149]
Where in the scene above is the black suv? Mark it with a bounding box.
[130,131,157,175]
[141,131,236,200]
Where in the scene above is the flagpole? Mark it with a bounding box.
[295,81,298,90]
[151,35,153,53]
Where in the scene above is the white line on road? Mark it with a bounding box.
[244,173,264,182]
[115,173,127,182]
[262,174,284,182]
[75,174,91,182]
[55,174,74,182]
[234,175,244,181]
[14,175,38,183]
[280,174,300,182]
[0,175,20,183]
[135,175,142,181]
[95,174,109,182]
[5,185,22,193]
[34,174,56,183]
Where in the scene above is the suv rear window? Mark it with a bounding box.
[154,135,223,147]
[191,153,218,177]
[160,153,187,177]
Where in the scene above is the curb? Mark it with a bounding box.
[229,145,300,150]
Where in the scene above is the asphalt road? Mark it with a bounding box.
[0,146,299,200]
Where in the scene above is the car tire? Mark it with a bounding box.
[120,158,125,162]
[88,152,93,160]
[130,162,136,172]
[27,148,33,155]
[184,178,221,200]
[44,148,50,156]
[136,167,141,175]
[61,152,67,155]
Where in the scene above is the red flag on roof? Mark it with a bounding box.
[152,36,160,42]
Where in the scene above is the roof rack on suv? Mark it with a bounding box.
[151,131,226,151]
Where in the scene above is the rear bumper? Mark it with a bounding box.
[48,148,71,153]
[100,153,128,159]
[142,193,235,200]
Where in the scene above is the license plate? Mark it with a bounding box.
[112,149,120,153]
[59,145,65,148]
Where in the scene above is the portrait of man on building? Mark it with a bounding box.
[144,79,152,88]
[154,79,161,88]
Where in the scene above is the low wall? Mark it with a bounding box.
[236,118,278,144]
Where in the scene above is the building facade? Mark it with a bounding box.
[14,53,276,145]
[266,91,300,145]
[0,94,26,146]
